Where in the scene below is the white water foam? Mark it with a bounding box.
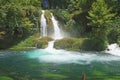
[106,43,120,56]
[26,49,120,64]
[51,13,63,40]
[36,50,120,64]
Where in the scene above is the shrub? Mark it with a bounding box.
[81,38,108,51]
[107,29,120,44]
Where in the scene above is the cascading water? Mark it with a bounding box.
[45,13,63,51]
[40,10,47,38]
[51,13,63,40]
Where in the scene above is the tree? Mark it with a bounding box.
[0,0,41,36]
[87,0,115,50]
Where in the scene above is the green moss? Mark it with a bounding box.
[0,76,13,80]
[34,37,53,49]
[44,10,54,36]
[54,38,87,51]
[54,37,108,51]
[44,10,53,27]
[42,73,68,79]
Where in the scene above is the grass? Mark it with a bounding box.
[9,33,39,51]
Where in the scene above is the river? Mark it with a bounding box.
[0,49,120,80]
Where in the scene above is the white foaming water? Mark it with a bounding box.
[45,13,64,50]
[45,41,55,52]
[40,10,47,38]
[106,43,120,56]
[27,49,120,64]
[51,13,63,40]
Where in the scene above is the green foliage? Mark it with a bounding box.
[87,0,115,28]
[87,0,115,50]
[9,33,39,50]
[0,0,41,36]
[53,9,71,23]
[108,29,119,44]
[108,17,120,44]
[81,38,108,51]
[0,0,120,51]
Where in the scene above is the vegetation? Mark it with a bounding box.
[0,0,41,50]
[0,76,13,80]
[44,10,54,36]
[48,0,120,51]
[87,0,115,51]
[54,38,88,51]
[0,0,120,80]
[9,33,39,50]
[0,0,120,51]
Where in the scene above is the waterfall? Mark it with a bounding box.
[106,43,120,56]
[40,10,47,38]
[45,13,63,50]
[51,13,63,40]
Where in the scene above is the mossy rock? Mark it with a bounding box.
[54,38,87,51]
[0,76,14,80]
[44,10,54,36]
[54,38,75,49]
[44,10,53,27]
[34,37,53,49]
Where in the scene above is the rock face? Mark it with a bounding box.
[34,37,53,49]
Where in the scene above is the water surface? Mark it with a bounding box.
[0,49,120,80]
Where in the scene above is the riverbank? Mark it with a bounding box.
[0,33,39,51]
[8,33,39,51]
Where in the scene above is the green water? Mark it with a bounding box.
[0,49,120,80]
